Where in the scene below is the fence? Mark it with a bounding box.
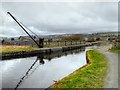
[2,40,85,48]
[43,41,85,47]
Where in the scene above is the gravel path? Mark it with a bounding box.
[103,52,118,88]
[97,45,118,88]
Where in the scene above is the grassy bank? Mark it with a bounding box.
[51,50,108,88]
[1,45,40,53]
[109,49,120,54]
[1,45,81,54]
[1,41,106,54]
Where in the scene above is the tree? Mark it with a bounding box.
[112,39,120,49]
[62,35,81,41]
[2,39,5,44]
[96,37,101,41]
[87,35,95,42]
[11,38,14,41]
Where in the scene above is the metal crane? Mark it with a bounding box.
[7,12,44,48]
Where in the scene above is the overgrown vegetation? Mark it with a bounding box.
[109,49,120,54]
[1,45,40,53]
[1,41,105,54]
[110,39,120,54]
[62,35,82,41]
[112,40,120,49]
[51,50,108,88]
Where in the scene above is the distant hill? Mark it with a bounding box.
[1,31,119,40]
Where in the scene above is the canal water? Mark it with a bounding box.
[0,46,96,89]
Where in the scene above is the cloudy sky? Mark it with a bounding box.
[0,2,118,37]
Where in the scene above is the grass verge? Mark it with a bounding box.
[109,49,120,54]
[1,45,40,53]
[1,41,105,54]
[51,50,108,88]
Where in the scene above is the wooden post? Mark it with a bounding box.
[57,41,59,46]
[71,41,72,45]
[49,41,50,47]
[65,41,67,46]
[80,41,81,44]
[46,41,47,46]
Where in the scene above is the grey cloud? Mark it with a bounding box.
[1,2,118,37]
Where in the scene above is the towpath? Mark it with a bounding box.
[97,45,118,88]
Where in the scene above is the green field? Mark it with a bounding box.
[51,50,108,88]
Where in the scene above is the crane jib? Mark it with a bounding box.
[7,12,44,48]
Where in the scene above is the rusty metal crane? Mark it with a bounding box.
[7,12,44,48]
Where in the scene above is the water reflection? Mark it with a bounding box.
[15,59,38,89]
[43,47,85,61]
[15,55,46,89]
[1,47,87,89]
[37,56,45,65]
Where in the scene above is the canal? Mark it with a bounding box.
[0,46,97,89]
